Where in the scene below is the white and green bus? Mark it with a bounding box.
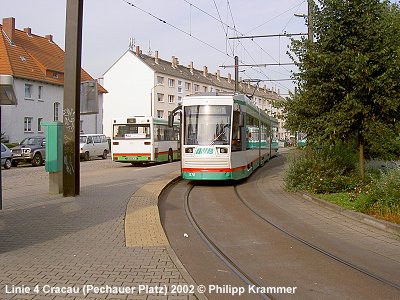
[111,116,180,164]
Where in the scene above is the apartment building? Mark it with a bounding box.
[0,17,106,143]
[103,45,288,139]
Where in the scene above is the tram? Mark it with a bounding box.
[169,93,278,180]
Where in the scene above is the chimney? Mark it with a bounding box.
[171,56,176,68]
[228,73,231,83]
[24,27,32,36]
[216,70,220,81]
[45,34,53,43]
[3,17,15,43]
[136,45,140,56]
[203,66,208,77]
[189,61,194,74]
[154,50,159,64]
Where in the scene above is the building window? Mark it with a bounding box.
[24,117,33,132]
[157,110,164,118]
[157,76,164,85]
[38,118,43,132]
[54,102,60,121]
[38,86,43,101]
[168,95,175,103]
[25,84,33,99]
[185,82,191,91]
[203,86,207,92]
[194,84,199,92]
[178,96,182,104]
[157,93,164,102]
[168,78,175,87]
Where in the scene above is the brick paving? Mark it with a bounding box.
[1,153,399,300]
[0,161,198,300]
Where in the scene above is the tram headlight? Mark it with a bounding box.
[185,147,194,153]
[217,147,228,153]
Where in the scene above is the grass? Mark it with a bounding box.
[284,145,400,225]
[317,191,400,225]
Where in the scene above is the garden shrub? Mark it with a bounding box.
[284,143,362,194]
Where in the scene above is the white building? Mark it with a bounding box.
[0,17,106,143]
[103,46,287,139]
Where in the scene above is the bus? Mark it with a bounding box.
[111,116,180,164]
[169,93,278,180]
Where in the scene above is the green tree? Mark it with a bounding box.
[285,0,400,179]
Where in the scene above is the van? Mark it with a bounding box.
[80,134,109,160]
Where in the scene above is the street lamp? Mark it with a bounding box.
[150,83,161,117]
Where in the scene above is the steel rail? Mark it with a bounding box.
[234,185,400,291]
[184,184,274,300]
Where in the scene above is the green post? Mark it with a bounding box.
[42,121,63,194]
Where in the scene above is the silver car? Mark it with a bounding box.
[1,143,12,169]
[11,136,46,167]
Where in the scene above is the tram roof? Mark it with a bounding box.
[182,93,279,126]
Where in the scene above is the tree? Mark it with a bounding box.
[285,0,400,179]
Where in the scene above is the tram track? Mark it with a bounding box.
[233,185,400,291]
[184,184,274,300]
[160,156,400,299]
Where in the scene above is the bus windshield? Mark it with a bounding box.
[113,124,151,139]
[184,105,232,145]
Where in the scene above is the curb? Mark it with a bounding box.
[125,172,208,300]
[301,192,400,235]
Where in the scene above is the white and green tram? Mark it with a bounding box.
[111,116,180,164]
[169,93,278,180]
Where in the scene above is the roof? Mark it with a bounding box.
[134,49,284,102]
[0,18,106,93]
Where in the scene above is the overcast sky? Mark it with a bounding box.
[3,0,312,95]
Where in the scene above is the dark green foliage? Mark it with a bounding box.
[284,144,362,193]
[285,0,400,160]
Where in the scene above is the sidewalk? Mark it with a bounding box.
[0,163,197,300]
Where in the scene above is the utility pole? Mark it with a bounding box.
[63,0,83,196]
[234,56,239,92]
[308,0,314,42]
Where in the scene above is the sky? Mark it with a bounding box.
[2,0,312,96]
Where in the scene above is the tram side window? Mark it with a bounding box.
[232,111,242,152]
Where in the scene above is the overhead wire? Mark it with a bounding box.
[121,0,230,57]
[121,0,296,93]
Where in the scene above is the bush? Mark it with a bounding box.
[284,143,363,194]
[363,168,400,218]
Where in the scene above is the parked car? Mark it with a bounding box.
[80,134,109,161]
[1,143,12,169]
[11,136,46,167]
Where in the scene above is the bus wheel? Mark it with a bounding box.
[84,151,90,161]
[168,150,173,163]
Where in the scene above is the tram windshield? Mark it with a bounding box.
[184,105,232,145]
